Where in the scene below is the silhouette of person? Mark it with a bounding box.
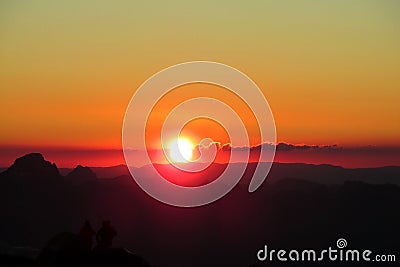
[78,220,96,252]
[96,220,117,249]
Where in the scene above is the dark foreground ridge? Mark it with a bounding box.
[0,153,399,266]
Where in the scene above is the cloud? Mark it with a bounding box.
[213,142,341,152]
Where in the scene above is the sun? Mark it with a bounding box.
[169,138,193,162]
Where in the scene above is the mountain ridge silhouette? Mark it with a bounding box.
[0,153,399,266]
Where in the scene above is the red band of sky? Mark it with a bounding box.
[0,144,399,169]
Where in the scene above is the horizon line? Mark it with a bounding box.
[1,142,400,151]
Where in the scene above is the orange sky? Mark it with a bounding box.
[0,1,399,151]
[145,83,261,149]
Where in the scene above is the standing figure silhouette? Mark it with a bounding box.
[78,220,96,252]
[96,220,117,249]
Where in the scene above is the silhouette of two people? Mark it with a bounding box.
[78,220,117,252]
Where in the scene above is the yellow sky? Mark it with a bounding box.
[0,0,399,149]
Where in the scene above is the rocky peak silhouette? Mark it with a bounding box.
[66,165,97,184]
[4,153,60,179]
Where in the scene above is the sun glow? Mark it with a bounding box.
[169,138,193,162]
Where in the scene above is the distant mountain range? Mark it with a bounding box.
[59,164,129,178]
[0,153,399,266]
[51,157,400,186]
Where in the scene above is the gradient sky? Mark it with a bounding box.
[1,1,399,155]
